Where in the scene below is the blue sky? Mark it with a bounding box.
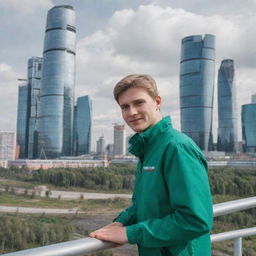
[1,0,256,149]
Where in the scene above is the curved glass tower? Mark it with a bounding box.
[38,5,76,159]
[242,96,256,152]
[180,34,215,151]
[217,59,238,153]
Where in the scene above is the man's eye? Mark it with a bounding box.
[121,105,129,110]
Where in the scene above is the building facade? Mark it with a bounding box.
[0,132,16,160]
[73,95,92,155]
[16,84,28,158]
[37,5,76,159]
[180,34,215,151]
[217,59,238,153]
[113,124,126,156]
[96,135,105,155]
[242,96,256,152]
[27,57,43,158]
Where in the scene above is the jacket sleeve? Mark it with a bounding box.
[114,164,140,226]
[126,143,213,247]
[114,193,137,226]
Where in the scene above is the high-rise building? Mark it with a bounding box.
[0,132,16,160]
[113,124,126,156]
[16,57,43,159]
[180,34,215,151]
[96,135,105,155]
[37,5,76,159]
[16,83,28,158]
[27,57,43,158]
[73,95,92,155]
[242,95,256,152]
[217,59,238,153]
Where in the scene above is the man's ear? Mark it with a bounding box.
[155,96,161,109]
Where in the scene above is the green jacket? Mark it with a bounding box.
[115,116,213,256]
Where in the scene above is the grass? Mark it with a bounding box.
[0,191,131,212]
[0,178,132,194]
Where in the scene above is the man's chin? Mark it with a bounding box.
[130,125,147,133]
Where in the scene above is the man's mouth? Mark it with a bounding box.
[129,118,143,123]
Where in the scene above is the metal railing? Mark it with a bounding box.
[2,197,256,256]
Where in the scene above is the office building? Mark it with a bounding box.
[242,96,256,152]
[0,132,16,160]
[113,124,126,156]
[180,34,215,151]
[27,57,43,158]
[73,95,92,155]
[217,59,238,153]
[96,135,105,155]
[16,57,43,159]
[16,84,28,158]
[37,5,76,159]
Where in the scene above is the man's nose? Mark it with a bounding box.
[129,106,138,115]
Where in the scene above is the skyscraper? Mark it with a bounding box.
[16,83,28,158]
[217,59,238,153]
[113,124,126,156]
[180,34,215,151]
[96,135,105,155]
[37,5,76,158]
[73,95,92,155]
[242,95,256,152]
[27,57,43,158]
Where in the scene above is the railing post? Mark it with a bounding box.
[233,237,242,256]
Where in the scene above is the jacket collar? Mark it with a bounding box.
[128,116,173,158]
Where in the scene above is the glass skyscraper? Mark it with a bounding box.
[37,5,76,159]
[27,57,43,158]
[73,96,92,155]
[242,96,256,152]
[16,84,28,158]
[217,59,238,153]
[180,34,215,151]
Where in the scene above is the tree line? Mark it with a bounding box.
[1,165,256,196]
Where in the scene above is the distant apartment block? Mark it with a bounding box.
[217,59,238,153]
[0,132,16,160]
[8,159,108,170]
[180,34,215,151]
[113,124,126,156]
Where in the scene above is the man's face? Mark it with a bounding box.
[118,87,162,133]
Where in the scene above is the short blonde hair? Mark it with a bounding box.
[114,74,159,103]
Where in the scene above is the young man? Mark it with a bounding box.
[89,74,213,256]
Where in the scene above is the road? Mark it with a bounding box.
[0,186,131,214]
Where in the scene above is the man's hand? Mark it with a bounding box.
[88,222,128,244]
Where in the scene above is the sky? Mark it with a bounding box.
[1,0,256,150]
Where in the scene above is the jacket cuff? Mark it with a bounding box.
[126,224,140,244]
[114,216,127,225]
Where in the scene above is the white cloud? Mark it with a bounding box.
[0,64,22,131]
[0,0,52,13]
[75,4,256,147]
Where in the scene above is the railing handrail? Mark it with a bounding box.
[2,196,256,256]
[213,196,256,217]
[1,237,115,256]
[211,227,256,243]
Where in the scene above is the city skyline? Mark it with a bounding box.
[1,0,256,150]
